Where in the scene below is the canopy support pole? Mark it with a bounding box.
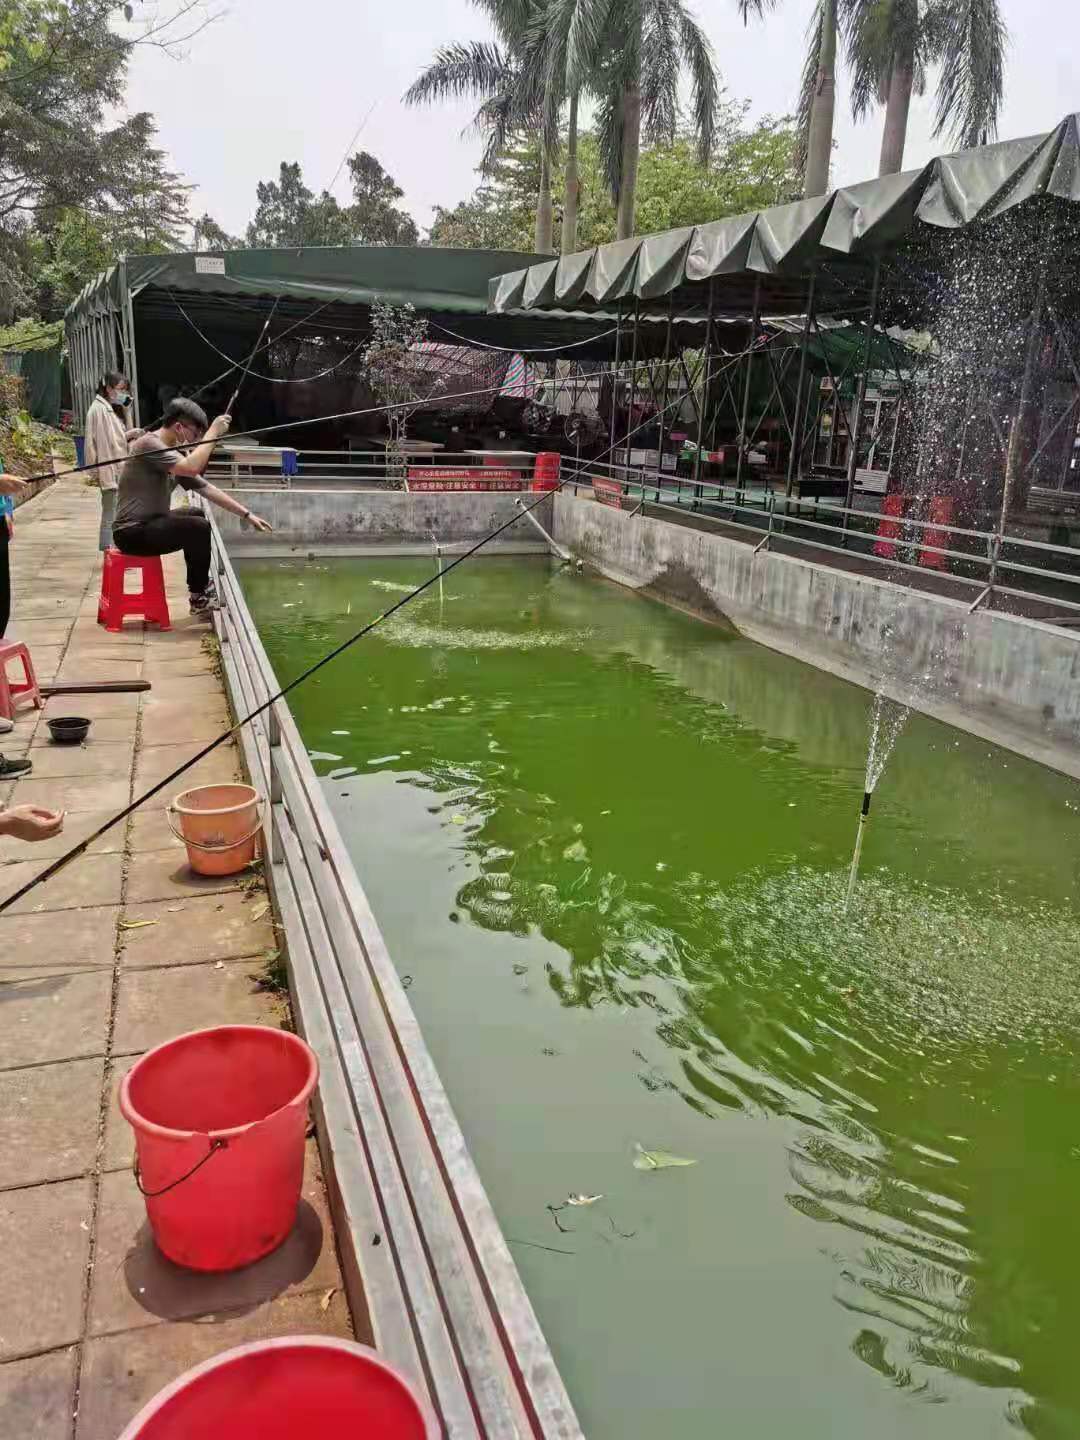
[609,302,623,458]
[997,261,1047,547]
[625,298,640,487]
[118,255,142,428]
[692,279,715,508]
[786,269,817,497]
[842,256,883,530]
[735,277,762,501]
[655,292,675,488]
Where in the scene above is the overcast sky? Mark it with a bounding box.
[127,0,1077,244]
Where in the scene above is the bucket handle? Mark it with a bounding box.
[134,1137,228,1198]
[165,798,265,851]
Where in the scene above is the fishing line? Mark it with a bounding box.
[19,332,772,489]
[1,365,722,916]
[171,296,369,385]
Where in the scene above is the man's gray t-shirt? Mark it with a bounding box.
[114,433,207,531]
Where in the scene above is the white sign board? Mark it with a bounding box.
[195,256,226,275]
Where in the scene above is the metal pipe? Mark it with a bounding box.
[786,270,817,496]
[735,276,762,498]
[625,298,640,480]
[608,302,623,456]
[842,256,883,519]
[844,790,872,911]
[513,499,571,561]
[656,291,675,480]
[692,279,715,507]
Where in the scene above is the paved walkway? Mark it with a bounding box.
[0,477,350,1439]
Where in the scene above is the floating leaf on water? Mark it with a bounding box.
[566,1193,603,1207]
[633,1143,697,1172]
[451,814,466,825]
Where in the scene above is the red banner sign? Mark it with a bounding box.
[407,467,526,492]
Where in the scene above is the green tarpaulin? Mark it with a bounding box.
[1,347,61,425]
[489,113,1080,321]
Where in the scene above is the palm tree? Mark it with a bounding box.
[739,0,839,199]
[406,3,557,252]
[552,0,720,240]
[842,0,1006,177]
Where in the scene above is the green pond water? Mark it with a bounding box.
[241,554,1080,1440]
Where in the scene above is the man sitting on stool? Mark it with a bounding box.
[112,398,273,619]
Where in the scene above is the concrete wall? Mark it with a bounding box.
[553,490,1080,779]
[215,488,553,555]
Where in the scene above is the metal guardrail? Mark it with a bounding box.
[206,505,583,1440]
[561,456,1080,614]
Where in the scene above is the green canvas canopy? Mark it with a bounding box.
[489,114,1080,323]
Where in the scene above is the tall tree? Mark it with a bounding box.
[244,162,353,249]
[405,1,559,254]
[345,152,419,246]
[192,214,240,251]
[428,110,800,251]
[842,0,1006,177]
[0,0,203,316]
[553,0,721,239]
[739,0,838,198]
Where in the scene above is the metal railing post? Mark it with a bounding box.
[842,257,883,546]
[786,269,816,497]
[734,277,762,505]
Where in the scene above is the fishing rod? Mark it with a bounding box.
[0,370,724,917]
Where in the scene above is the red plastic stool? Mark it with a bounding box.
[0,641,43,721]
[98,549,171,633]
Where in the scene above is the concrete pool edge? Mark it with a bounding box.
[553,491,1080,782]
[206,508,585,1440]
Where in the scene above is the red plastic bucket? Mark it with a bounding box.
[117,1336,439,1440]
[119,1026,318,1272]
[534,451,561,490]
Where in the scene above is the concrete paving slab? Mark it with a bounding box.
[0,1345,76,1440]
[126,809,183,854]
[76,1290,352,1440]
[88,1145,340,1337]
[134,741,240,792]
[112,960,276,1055]
[11,776,131,813]
[30,718,138,747]
[139,700,231,747]
[0,1180,92,1359]
[17,743,133,780]
[141,673,224,703]
[119,891,274,966]
[123,851,247,906]
[55,660,143,685]
[42,693,140,719]
[0,971,111,1071]
[102,1055,139,1173]
[0,1057,104,1187]
[0,808,125,863]
[0,857,124,917]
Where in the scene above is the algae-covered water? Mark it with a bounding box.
[242,554,1080,1440]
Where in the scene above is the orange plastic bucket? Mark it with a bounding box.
[119,1026,318,1272]
[116,1336,438,1440]
[167,782,263,876]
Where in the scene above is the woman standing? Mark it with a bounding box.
[84,372,141,551]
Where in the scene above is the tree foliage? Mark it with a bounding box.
[428,101,801,251]
[0,0,202,318]
[244,154,418,250]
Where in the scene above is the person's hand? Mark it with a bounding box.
[247,513,273,534]
[5,515,12,541]
[0,805,65,842]
[207,414,232,442]
[0,473,27,497]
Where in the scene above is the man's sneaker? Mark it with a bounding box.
[189,591,221,619]
[0,754,32,779]
[0,716,12,735]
